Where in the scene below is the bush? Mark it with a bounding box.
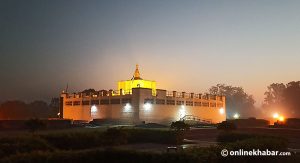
[0,136,53,158]
[0,128,185,161]
[38,128,182,150]
[0,148,198,163]
[2,146,298,163]
[217,121,237,131]
[170,121,190,131]
[39,130,106,150]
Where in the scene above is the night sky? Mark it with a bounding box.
[1,0,299,105]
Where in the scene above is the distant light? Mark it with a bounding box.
[219,108,225,114]
[181,105,185,109]
[143,103,152,111]
[57,112,60,116]
[273,113,279,119]
[233,113,240,119]
[279,116,285,121]
[91,105,97,113]
[124,103,132,112]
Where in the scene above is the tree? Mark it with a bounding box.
[0,101,29,119]
[81,88,97,95]
[28,101,50,118]
[208,84,255,118]
[283,81,300,117]
[0,100,55,120]
[263,81,300,118]
[49,98,60,118]
[263,83,286,107]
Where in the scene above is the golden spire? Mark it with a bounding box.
[133,64,142,80]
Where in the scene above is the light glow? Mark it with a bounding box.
[273,113,279,119]
[233,113,240,119]
[91,105,97,113]
[219,108,225,114]
[143,103,152,111]
[179,108,186,118]
[124,103,132,112]
[279,116,285,121]
[272,112,285,122]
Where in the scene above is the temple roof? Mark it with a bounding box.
[132,64,142,80]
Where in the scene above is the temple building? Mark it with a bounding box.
[60,65,226,124]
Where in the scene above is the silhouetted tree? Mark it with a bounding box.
[263,83,286,107]
[81,88,97,95]
[0,100,55,120]
[284,81,300,117]
[28,101,50,118]
[49,98,60,118]
[263,81,300,118]
[0,101,29,119]
[208,84,255,118]
[49,98,59,108]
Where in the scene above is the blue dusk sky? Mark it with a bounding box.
[0,0,299,106]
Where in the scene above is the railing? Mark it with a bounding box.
[180,115,212,124]
[65,90,223,102]
[65,89,133,98]
[166,91,221,100]
[123,90,132,95]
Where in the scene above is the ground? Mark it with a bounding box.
[184,127,300,149]
[1,126,300,151]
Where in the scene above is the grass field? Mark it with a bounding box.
[0,126,299,162]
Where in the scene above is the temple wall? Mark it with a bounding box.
[61,88,226,124]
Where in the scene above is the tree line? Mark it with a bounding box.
[263,81,300,118]
[208,81,300,119]
[0,98,59,120]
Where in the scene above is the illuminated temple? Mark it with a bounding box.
[60,65,226,124]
